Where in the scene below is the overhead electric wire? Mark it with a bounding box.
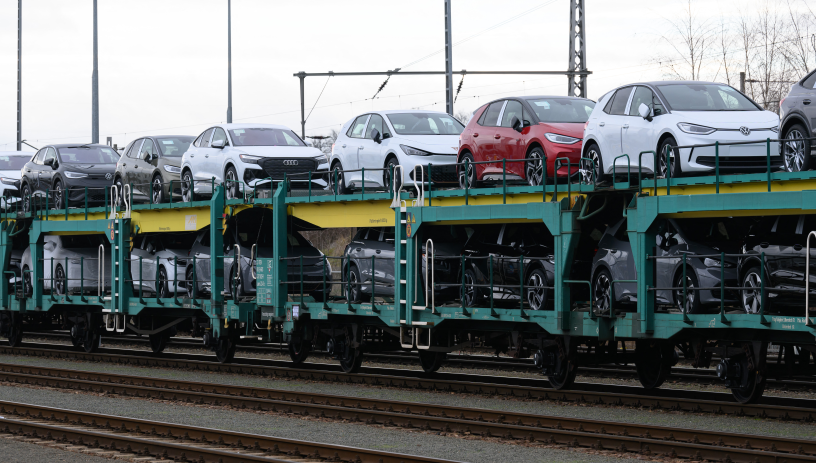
[305,76,332,123]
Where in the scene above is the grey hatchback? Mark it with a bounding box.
[114,136,194,204]
[779,69,816,172]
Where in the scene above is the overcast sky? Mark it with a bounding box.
[0,0,808,151]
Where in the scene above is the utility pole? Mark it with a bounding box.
[567,0,587,98]
[17,0,22,151]
[92,0,99,144]
[740,72,746,93]
[227,0,233,123]
[444,0,454,115]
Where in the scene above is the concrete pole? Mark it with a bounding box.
[17,0,22,151]
[227,0,232,123]
[444,0,454,115]
[740,72,745,93]
[92,0,99,144]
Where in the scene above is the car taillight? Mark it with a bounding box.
[331,143,335,154]
[584,121,589,131]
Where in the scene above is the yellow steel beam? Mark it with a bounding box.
[642,178,816,197]
[289,201,395,229]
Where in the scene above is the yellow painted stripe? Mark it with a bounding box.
[290,201,395,229]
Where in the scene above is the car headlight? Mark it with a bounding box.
[1,178,17,186]
[64,171,88,179]
[163,165,181,174]
[239,154,263,164]
[400,145,431,156]
[677,123,716,135]
[704,257,734,268]
[314,154,329,164]
[545,254,555,264]
[544,133,580,145]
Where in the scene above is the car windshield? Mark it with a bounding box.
[229,128,306,146]
[656,84,759,111]
[386,113,464,135]
[156,137,194,157]
[0,156,29,170]
[57,146,119,164]
[676,218,744,242]
[526,98,596,123]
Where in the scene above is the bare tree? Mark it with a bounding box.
[309,129,339,155]
[454,110,472,125]
[657,0,715,80]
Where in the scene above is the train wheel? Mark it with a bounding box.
[7,321,22,348]
[339,347,363,373]
[70,325,82,348]
[635,341,673,389]
[418,351,446,373]
[215,337,237,364]
[547,356,577,390]
[288,335,311,364]
[731,355,767,404]
[149,332,170,354]
[83,332,100,353]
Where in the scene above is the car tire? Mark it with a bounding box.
[344,265,369,303]
[384,156,401,192]
[584,143,604,184]
[673,268,701,314]
[658,137,682,179]
[224,166,240,200]
[114,177,125,208]
[54,264,65,296]
[52,179,64,210]
[526,147,545,186]
[783,123,811,172]
[741,266,765,314]
[21,183,31,213]
[526,268,550,310]
[460,268,482,307]
[592,268,613,314]
[151,174,165,204]
[157,266,169,298]
[331,162,348,195]
[181,170,194,202]
[458,152,479,189]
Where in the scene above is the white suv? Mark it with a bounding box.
[179,123,328,200]
[582,81,780,181]
[329,110,463,193]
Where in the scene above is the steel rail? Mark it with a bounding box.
[0,399,455,463]
[1,364,815,462]
[4,345,816,421]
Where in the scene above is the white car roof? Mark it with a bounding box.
[215,123,294,131]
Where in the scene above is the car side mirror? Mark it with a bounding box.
[43,242,56,252]
[211,139,226,149]
[511,117,523,133]
[44,158,54,168]
[655,235,664,247]
[371,129,382,144]
[142,152,152,162]
[638,103,653,121]
[146,243,155,254]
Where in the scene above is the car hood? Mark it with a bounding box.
[161,158,182,167]
[687,241,741,263]
[538,122,585,139]
[670,110,779,127]
[393,135,460,155]
[229,146,326,159]
[162,248,190,259]
[62,163,118,173]
[0,170,22,180]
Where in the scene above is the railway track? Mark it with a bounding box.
[0,399,456,463]
[1,362,814,462]
[22,333,816,391]
[4,343,816,421]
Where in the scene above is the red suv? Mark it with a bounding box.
[457,96,595,188]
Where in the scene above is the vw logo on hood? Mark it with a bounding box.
[739,126,751,136]
[105,173,112,180]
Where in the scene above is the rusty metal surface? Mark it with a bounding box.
[2,363,816,462]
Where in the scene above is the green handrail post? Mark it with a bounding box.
[666,144,672,195]
[502,158,507,204]
[371,254,376,310]
[542,155,547,202]
[682,253,687,314]
[361,167,365,201]
[519,255,524,312]
[489,255,494,313]
[84,187,88,220]
[149,179,154,208]
[64,256,70,301]
[50,257,54,301]
[192,256,197,303]
[139,256,144,304]
[308,170,312,201]
[428,163,433,207]
[715,141,720,193]
[300,254,304,308]
[80,256,85,301]
[169,180,174,207]
[155,256,161,304]
[333,168,338,201]
[464,158,469,205]
[322,255,328,310]
[461,254,466,314]
[766,138,771,192]
[174,256,179,305]
[760,252,768,323]
[612,154,631,188]
[719,251,728,324]
[64,186,68,220]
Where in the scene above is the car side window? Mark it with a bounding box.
[802,71,816,89]
[348,115,369,138]
[140,139,156,159]
[200,232,210,247]
[366,114,384,139]
[480,101,504,127]
[43,148,56,165]
[199,129,214,148]
[500,100,524,127]
[212,127,228,146]
[772,215,799,235]
[613,221,630,242]
[126,139,142,158]
[501,225,521,246]
[33,149,46,165]
[608,87,633,115]
[628,87,653,116]
[381,118,392,138]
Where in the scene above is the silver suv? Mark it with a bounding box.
[779,69,816,172]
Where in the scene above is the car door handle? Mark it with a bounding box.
[760,242,769,248]
[494,134,501,139]
[358,146,364,149]
[356,248,361,252]
[204,155,209,158]
[376,250,381,254]
[795,244,803,251]
[599,122,605,127]
[473,133,479,137]
[342,144,347,148]
[623,124,629,129]
[804,99,812,105]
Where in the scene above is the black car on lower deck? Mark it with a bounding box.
[591,218,742,314]
[460,223,556,310]
[739,215,816,314]
[20,144,119,212]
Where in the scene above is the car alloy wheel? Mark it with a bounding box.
[586,147,602,184]
[54,264,65,296]
[185,266,196,295]
[385,157,400,192]
[460,269,479,307]
[526,149,544,186]
[151,176,164,204]
[52,181,63,210]
[458,154,477,189]
[21,184,31,213]
[332,164,347,195]
[181,171,193,202]
[225,167,239,200]
[593,270,611,314]
[784,128,806,172]
[157,266,168,298]
[114,178,124,208]
[347,266,360,302]
[526,269,548,310]
[741,268,762,314]
[674,273,696,313]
